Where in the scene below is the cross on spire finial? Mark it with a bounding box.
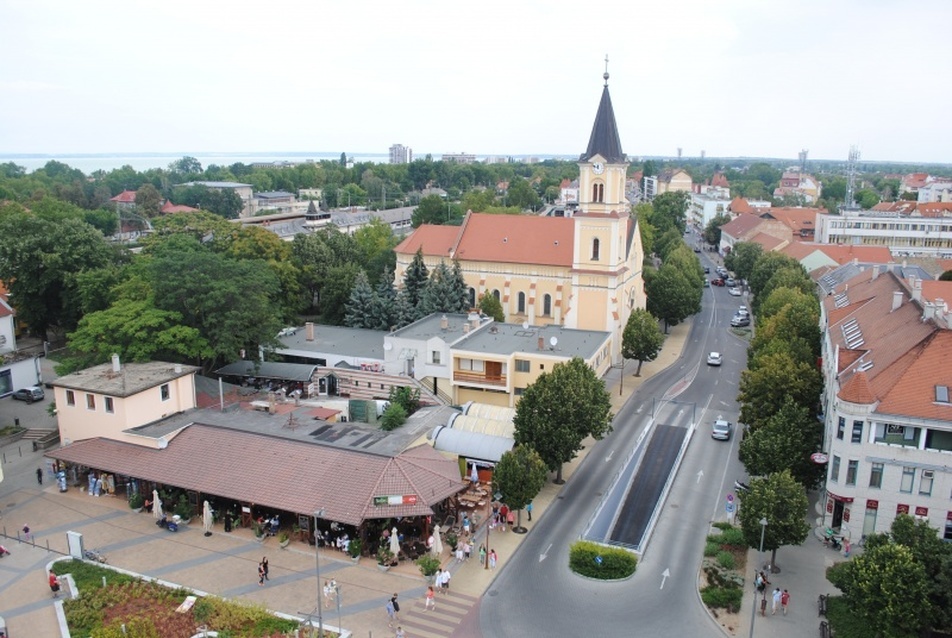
[603,54,610,86]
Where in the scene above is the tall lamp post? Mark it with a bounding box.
[748,517,768,638]
[314,508,326,638]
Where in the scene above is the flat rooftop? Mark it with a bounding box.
[453,323,610,359]
[390,313,490,342]
[53,361,200,397]
[276,324,387,360]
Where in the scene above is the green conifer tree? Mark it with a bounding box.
[344,270,374,328]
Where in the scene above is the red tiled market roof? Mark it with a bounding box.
[47,425,463,526]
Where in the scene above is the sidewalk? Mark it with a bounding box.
[0,323,694,638]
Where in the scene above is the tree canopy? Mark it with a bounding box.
[513,357,613,483]
[622,308,665,376]
[646,263,702,331]
[492,445,547,531]
[736,470,810,568]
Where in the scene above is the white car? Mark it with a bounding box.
[707,352,722,366]
[712,418,733,440]
[728,287,742,296]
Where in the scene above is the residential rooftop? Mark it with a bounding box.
[275,324,387,360]
[53,361,200,397]
[390,312,491,343]
[453,322,610,359]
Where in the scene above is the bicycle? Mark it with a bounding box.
[84,548,108,563]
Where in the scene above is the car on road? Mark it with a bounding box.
[703,266,710,274]
[11,386,44,403]
[728,287,742,296]
[703,279,711,287]
[730,315,750,327]
[716,266,728,277]
[725,277,736,287]
[707,352,722,366]
[711,278,725,286]
[712,418,733,440]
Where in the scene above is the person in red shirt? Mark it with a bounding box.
[49,571,60,597]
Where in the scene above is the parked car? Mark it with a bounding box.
[728,287,742,296]
[711,278,725,287]
[730,315,750,327]
[737,305,749,316]
[707,352,723,366]
[703,279,711,287]
[725,277,736,287]
[712,418,733,440]
[11,386,44,403]
[716,267,728,277]
[703,266,710,274]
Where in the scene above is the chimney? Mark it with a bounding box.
[174,364,182,374]
[891,290,904,311]
[937,298,947,325]
[468,310,480,330]
[852,257,858,266]
[306,322,315,341]
[463,323,471,334]
[912,277,922,303]
[111,353,121,373]
[871,265,880,281]
[440,314,449,330]
[538,337,544,351]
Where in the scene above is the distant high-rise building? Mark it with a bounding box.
[389,144,412,164]
[441,152,477,164]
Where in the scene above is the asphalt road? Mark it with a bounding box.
[479,248,750,637]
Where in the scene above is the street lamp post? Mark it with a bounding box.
[314,508,326,638]
[748,517,768,638]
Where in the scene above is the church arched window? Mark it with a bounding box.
[592,238,601,261]
[468,287,476,309]
[492,289,500,301]
[543,294,552,316]
[517,292,526,314]
[592,182,604,203]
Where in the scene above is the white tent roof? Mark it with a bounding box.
[430,425,513,463]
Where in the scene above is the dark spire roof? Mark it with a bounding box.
[580,81,625,164]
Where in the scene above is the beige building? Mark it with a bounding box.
[656,168,693,195]
[52,358,199,448]
[395,74,645,362]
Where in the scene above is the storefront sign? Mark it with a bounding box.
[867,499,879,510]
[374,494,419,506]
[896,503,909,515]
[915,506,928,517]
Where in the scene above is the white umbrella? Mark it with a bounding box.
[153,490,163,520]
[202,501,213,536]
[389,527,400,557]
[431,523,443,556]
[470,463,479,485]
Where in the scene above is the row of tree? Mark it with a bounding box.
[726,244,825,568]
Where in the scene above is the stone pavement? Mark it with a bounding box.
[0,319,850,638]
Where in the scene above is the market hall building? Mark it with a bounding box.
[46,359,465,548]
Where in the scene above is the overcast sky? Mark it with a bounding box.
[2,0,950,164]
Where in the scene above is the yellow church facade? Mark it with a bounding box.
[395,73,646,363]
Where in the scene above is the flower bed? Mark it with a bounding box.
[54,559,332,638]
[700,522,747,634]
[568,540,637,580]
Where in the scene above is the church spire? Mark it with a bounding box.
[580,56,624,164]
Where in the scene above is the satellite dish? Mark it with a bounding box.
[383,342,393,351]
[522,321,529,330]
[549,336,558,347]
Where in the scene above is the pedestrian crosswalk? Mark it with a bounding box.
[396,590,478,637]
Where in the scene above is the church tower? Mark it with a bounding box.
[569,60,644,361]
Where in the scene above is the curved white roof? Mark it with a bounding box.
[430,425,513,463]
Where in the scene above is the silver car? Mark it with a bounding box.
[712,418,732,440]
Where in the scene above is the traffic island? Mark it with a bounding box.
[568,540,637,580]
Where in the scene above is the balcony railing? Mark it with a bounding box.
[453,371,507,387]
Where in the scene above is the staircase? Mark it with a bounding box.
[417,376,454,406]
[21,429,60,450]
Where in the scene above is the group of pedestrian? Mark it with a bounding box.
[453,538,473,563]
[324,579,338,605]
[755,570,791,617]
[257,556,269,586]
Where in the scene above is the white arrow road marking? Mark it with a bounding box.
[539,543,553,562]
[660,568,671,589]
[697,470,704,484]
[606,450,614,462]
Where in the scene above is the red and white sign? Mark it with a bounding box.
[811,453,829,464]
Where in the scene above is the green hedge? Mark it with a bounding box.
[701,585,742,611]
[568,541,637,580]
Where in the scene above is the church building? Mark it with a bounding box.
[394,71,646,362]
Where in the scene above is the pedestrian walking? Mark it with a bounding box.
[463,540,472,561]
[257,562,266,586]
[489,548,497,569]
[479,545,486,566]
[759,570,771,586]
[771,588,781,615]
[49,571,60,597]
[506,509,515,529]
[455,544,464,563]
[424,586,435,611]
[395,626,406,638]
[261,556,269,581]
[390,593,401,621]
[36,468,43,485]
[781,589,790,615]
[760,595,767,617]
[440,567,451,594]
[324,580,333,604]
[526,502,533,521]
[499,505,508,532]
[385,598,396,628]
[21,524,31,542]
